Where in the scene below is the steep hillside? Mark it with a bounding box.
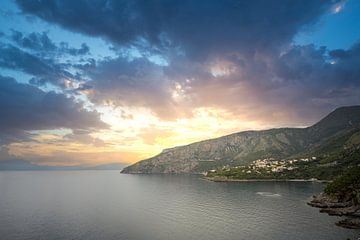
[121,106,360,174]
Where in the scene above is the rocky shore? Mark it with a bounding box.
[308,191,360,229]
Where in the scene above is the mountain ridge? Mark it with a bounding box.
[121,106,360,174]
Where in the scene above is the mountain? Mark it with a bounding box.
[0,160,125,171]
[0,159,46,170]
[121,106,360,174]
[84,163,125,170]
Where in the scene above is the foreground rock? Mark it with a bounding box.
[308,193,360,229]
[337,218,360,229]
[308,168,360,229]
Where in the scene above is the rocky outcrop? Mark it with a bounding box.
[308,190,360,229]
[336,218,360,229]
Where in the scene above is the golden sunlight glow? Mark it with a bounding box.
[8,105,269,166]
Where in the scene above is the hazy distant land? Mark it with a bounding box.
[0,159,125,171]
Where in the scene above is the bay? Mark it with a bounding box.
[0,171,358,240]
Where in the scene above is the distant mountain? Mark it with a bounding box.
[122,106,360,174]
[0,159,46,170]
[0,160,125,171]
[83,163,125,170]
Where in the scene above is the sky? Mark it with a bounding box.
[0,0,360,166]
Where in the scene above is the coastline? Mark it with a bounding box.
[308,192,360,229]
[204,176,330,183]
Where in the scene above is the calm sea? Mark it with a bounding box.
[0,171,359,240]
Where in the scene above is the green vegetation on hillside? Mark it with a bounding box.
[324,167,360,194]
[207,145,360,181]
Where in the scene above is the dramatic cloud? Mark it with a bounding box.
[0,43,77,86]
[76,41,360,124]
[11,30,57,52]
[84,56,193,119]
[0,75,107,145]
[15,0,355,123]
[15,0,335,59]
[0,0,358,165]
[10,30,90,56]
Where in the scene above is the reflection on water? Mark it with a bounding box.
[0,171,358,240]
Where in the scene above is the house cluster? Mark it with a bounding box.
[206,156,317,175]
[248,157,317,173]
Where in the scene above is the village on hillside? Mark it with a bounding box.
[207,156,318,176]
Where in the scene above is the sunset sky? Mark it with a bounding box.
[0,0,360,166]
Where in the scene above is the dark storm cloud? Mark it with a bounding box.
[60,42,90,56]
[15,0,336,58]
[329,49,350,59]
[276,43,360,89]
[224,43,360,123]
[0,75,107,144]
[0,43,77,85]
[64,129,106,147]
[10,30,90,56]
[12,0,360,124]
[83,40,360,123]
[11,30,57,51]
[85,56,185,119]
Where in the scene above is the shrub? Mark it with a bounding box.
[324,167,360,195]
